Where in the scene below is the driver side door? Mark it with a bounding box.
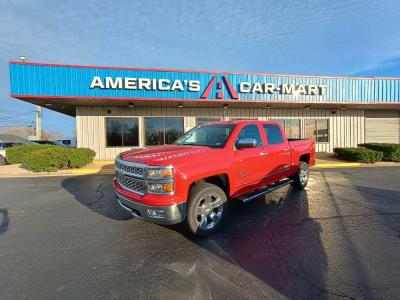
[231,124,266,197]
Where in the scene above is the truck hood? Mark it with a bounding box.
[119,145,213,166]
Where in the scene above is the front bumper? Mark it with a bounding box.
[115,191,186,225]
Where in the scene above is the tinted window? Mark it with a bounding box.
[305,119,329,142]
[229,118,257,121]
[270,119,300,139]
[196,117,221,125]
[145,117,184,146]
[175,124,236,148]
[263,124,284,145]
[236,124,262,146]
[106,118,139,147]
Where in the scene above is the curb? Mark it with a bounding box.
[314,162,362,168]
[71,168,115,175]
[92,160,114,165]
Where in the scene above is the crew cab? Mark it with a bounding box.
[113,120,315,236]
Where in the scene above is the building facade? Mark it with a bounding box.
[9,61,400,159]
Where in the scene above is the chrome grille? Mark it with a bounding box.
[115,159,145,178]
[116,171,146,194]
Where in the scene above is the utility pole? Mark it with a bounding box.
[35,106,41,140]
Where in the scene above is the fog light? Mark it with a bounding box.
[147,209,166,219]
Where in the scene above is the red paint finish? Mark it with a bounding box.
[113,121,315,207]
[13,94,399,108]
[200,75,216,99]
[223,75,239,99]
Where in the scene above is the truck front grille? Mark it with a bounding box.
[116,171,146,195]
[115,159,145,178]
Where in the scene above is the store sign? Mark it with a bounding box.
[90,76,201,92]
[11,62,339,102]
[89,75,327,99]
[238,82,327,96]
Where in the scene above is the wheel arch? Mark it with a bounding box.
[188,173,230,199]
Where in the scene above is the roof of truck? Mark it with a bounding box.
[199,120,279,125]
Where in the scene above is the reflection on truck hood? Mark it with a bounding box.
[119,144,211,166]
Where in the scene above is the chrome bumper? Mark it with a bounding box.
[115,191,186,225]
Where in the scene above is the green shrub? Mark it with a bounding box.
[6,144,95,172]
[358,143,400,162]
[333,147,383,164]
[6,144,54,164]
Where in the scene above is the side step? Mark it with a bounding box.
[238,178,294,203]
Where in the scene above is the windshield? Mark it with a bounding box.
[175,124,236,148]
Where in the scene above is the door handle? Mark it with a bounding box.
[260,151,268,156]
[283,148,290,152]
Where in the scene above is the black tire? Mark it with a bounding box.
[291,161,309,189]
[185,182,228,237]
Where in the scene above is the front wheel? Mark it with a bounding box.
[291,161,309,189]
[185,182,228,237]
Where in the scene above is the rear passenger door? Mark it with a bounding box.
[261,123,291,184]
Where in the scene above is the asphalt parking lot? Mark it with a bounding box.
[0,167,400,299]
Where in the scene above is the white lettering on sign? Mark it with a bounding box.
[90,76,200,93]
[158,79,170,91]
[105,77,123,89]
[90,76,105,89]
[239,82,251,93]
[239,82,327,96]
[90,76,327,96]
[124,77,136,89]
[188,80,200,92]
[171,80,184,91]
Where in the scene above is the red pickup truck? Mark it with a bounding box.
[113,120,315,236]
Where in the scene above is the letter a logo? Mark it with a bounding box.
[200,75,239,100]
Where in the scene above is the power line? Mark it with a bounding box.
[0,123,33,128]
[0,111,34,120]
[0,117,33,123]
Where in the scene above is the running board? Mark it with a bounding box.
[238,178,294,203]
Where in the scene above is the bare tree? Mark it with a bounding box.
[1,126,64,141]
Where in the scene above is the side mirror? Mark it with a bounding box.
[236,138,257,150]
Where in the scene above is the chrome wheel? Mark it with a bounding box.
[195,192,224,230]
[299,164,308,185]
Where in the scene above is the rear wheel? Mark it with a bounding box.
[291,161,309,189]
[185,182,228,237]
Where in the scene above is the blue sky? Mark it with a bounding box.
[1,0,400,137]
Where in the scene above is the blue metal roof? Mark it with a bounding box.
[9,62,400,104]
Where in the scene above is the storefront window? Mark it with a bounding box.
[106,118,139,147]
[145,117,184,145]
[305,119,329,142]
[270,119,301,139]
[196,117,221,125]
[229,118,257,121]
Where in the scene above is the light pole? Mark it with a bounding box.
[35,106,42,140]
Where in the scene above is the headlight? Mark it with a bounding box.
[146,167,173,180]
[147,182,174,194]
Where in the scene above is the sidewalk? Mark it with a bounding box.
[0,155,398,177]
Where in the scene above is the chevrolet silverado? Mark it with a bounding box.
[113,120,315,236]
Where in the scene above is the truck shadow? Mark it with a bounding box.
[172,187,330,299]
[61,175,132,221]
[0,208,9,235]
